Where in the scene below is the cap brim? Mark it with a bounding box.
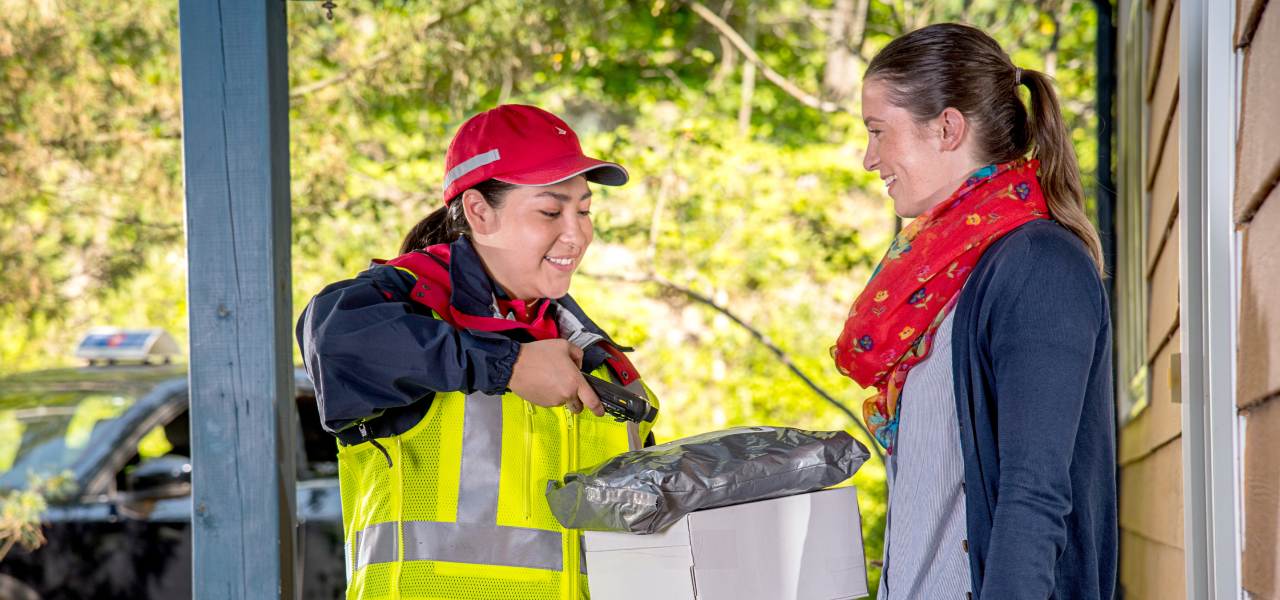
[494,154,629,188]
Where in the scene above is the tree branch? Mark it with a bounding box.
[583,271,886,465]
[687,1,850,114]
[289,1,480,100]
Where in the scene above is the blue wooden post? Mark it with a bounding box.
[178,0,296,597]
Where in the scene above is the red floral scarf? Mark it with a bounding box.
[832,159,1049,453]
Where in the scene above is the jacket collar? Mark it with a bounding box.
[446,236,508,318]
[446,237,627,353]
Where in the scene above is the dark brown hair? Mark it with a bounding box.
[866,23,1104,273]
[398,179,517,255]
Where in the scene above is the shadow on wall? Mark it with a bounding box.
[1239,225,1278,598]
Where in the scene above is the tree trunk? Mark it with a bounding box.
[1046,1,1064,79]
[711,0,738,89]
[822,0,864,103]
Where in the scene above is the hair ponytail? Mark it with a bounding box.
[1021,69,1105,274]
[398,204,455,255]
[397,179,517,255]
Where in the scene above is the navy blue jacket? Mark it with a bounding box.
[296,237,625,445]
[952,220,1117,599]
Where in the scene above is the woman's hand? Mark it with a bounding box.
[508,339,604,416]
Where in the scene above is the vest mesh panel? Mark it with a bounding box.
[400,398,463,523]
[352,563,396,599]
[398,563,562,600]
[575,417,618,468]
[505,403,566,529]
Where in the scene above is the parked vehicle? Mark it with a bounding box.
[0,330,345,599]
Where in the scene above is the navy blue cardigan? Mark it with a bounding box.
[951,220,1117,599]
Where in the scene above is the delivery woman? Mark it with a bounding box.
[297,104,659,600]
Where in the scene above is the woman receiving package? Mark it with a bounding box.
[831,24,1116,599]
[297,104,659,600]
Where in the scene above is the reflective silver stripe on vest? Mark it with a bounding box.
[403,520,564,571]
[626,421,642,451]
[442,149,501,191]
[624,380,649,450]
[457,392,503,523]
[350,374,645,575]
[345,537,355,585]
[354,521,399,570]
[351,521,564,572]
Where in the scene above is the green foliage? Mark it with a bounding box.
[0,0,185,371]
[0,470,75,562]
[1,0,1098,594]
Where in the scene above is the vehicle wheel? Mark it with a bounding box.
[0,575,40,600]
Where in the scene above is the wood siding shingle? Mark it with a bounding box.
[1147,106,1180,270]
[1120,330,1183,465]
[1243,398,1280,598]
[1238,2,1279,598]
[1239,185,1280,408]
[1236,0,1280,222]
[1119,438,1185,548]
[1119,529,1188,599]
[1147,2,1181,188]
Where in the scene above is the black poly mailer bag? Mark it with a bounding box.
[545,426,870,534]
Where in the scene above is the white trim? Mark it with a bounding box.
[1229,40,1247,600]
[493,162,629,188]
[1179,0,1243,597]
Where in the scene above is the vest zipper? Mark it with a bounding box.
[523,402,535,521]
[391,434,404,597]
[359,422,393,468]
[565,409,580,599]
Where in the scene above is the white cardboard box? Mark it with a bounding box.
[583,486,868,600]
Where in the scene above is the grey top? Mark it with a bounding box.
[877,309,972,599]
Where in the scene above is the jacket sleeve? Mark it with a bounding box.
[979,232,1106,598]
[296,264,521,435]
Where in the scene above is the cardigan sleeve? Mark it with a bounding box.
[978,230,1106,598]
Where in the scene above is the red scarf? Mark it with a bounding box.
[832,159,1049,453]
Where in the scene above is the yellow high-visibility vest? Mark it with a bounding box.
[337,364,658,600]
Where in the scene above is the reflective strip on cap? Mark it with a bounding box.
[443,149,501,192]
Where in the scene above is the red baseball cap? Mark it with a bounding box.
[441,104,629,203]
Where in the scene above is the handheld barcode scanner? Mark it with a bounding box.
[584,374,658,423]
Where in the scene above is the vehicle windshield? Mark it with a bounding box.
[0,388,160,492]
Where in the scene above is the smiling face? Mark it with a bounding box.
[464,175,594,301]
[861,79,982,218]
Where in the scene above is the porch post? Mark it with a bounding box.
[178,0,297,597]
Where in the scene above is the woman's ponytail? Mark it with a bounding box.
[399,205,452,255]
[397,179,517,255]
[1022,68,1105,275]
